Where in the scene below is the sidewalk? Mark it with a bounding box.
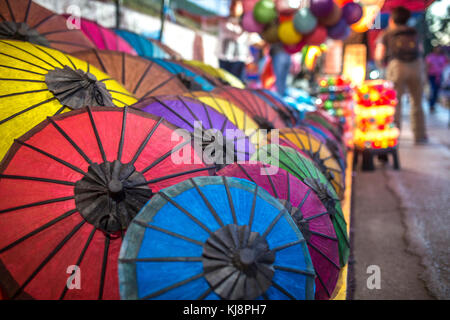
[350,103,449,300]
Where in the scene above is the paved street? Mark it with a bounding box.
[350,102,449,300]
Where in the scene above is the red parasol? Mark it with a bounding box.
[212,86,286,129]
[0,0,95,53]
[0,106,212,299]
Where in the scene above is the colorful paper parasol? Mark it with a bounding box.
[0,106,213,299]
[217,163,340,299]
[212,86,285,130]
[113,29,171,59]
[149,58,215,92]
[274,127,345,198]
[131,95,255,166]
[252,144,349,267]
[118,176,315,300]
[0,0,95,53]
[183,91,264,147]
[62,15,137,55]
[0,40,137,161]
[71,49,187,100]
[147,38,183,60]
[182,60,246,89]
[304,111,342,142]
[254,89,300,126]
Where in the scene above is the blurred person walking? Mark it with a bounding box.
[375,6,428,144]
[270,42,291,97]
[425,46,448,113]
[216,0,250,81]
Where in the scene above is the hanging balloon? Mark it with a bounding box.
[283,39,306,54]
[310,0,334,18]
[334,0,353,7]
[276,0,301,14]
[318,2,342,27]
[253,0,278,24]
[261,22,280,43]
[303,25,328,45]
[279,12,295,23]
[327,18,350,40]
[243,0,260,13]
[350,4,380,33]
[278,20,303,45]
[242,11,265,33]
[293,7,318,35]
[342,2,363,25]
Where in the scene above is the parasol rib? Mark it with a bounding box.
[273,265,315,278]
[309,230,338,241]
[0,174,75,186]
[140,272,204,300]
[130,117,163,165]
[59,226,97,300]
[222,176,237,225]
[14,139,86,175]
[270,281,296,300]
[132,61,154,94]
[0,195,74,214]
[87,107,107,162]
[157,192,213,235]
[133,166,215,186]
[141,139,191,174]
[33,44,65,68]
[11,220,86,300]
[297,189,311,209]
[0,208,78,254]
[272,239,305,252]
[248,185,258,231]
[0,64,46,75]
[140,73,179,99]
[0,40,57,69]
[190,178,225,228]
[121,257,202,262]
[307,242,340,270]
[304,211,329,221]
[98,236,110,300]
[0,52,50,71]
[117,107,127,161]
[261,210,285,239]
[132,220,204,246]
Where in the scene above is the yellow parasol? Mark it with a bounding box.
[0,40,137,161]
[182,60,246,89]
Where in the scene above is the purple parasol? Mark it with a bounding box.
[217,162,340,300]
[131,96,255,170]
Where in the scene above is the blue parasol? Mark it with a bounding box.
[114,29,170,59]
[118,176,316,300]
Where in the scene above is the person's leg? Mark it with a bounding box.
[428,75,439,111]
[219,59,232,74]
[406,60,427,142]
[386,60,405,129]
[272,51,291,96]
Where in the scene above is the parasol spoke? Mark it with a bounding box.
[314,270,331,298]
[11,219,86,299]
[109,89,136,99]
[120,256,202,263]
[141,139,191,174]
[4,0,15,22]
[297,189,311,209]
[140,73,179,99]
[33,44,65,68]
[120,53,125,85]
[0,64,46,75]
[135,166,215,186]
[261,210,285,239]
[0,208,78,254]
[273,265,315,278]
[0,195,74,214]
[47,117,93,165]
[270,281,296,300]
[117,107,128,161]
[158,192,213,235]
[222,176,237,225]
[63,53,77,70]
[286,173,291,203]
[309,230,338,241]
[248,185,258,231]
[190,178,225,228]
[129,117,163,165]
[87,106,107,163]
[0,88,49,99]
[98,236,110,300]
[112,97,130,107]
[132,61,154,94]
[271,239,305,252]
[30,11,54,30]
[52,105,66,116]
[196,286,213,300]
[264,166,278,199]
[304,211,329,221]
[236,163,255,183]
[307,242,340,270]
[14,139,86,176]
[47,40,93,50]
[140,273,204,300]
[0,40,57,69]
[0,78,44,82]
[59,225,97,300]
[0,97,56,125]
[0,174,75,186]
[0,52,50,71]
[132,220,204,246]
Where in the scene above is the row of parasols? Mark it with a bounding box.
[0,0,349,300]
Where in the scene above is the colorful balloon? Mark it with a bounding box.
[310,0,334,18]
[334,0,353,7]
[242,11,265,33]
[253,0,278,24]
[283,39,306,54]
[293,7,318,34]
[318,2,342,27]
[303,25,328,45]
[278,20,303,45]
[342,2,363,25]
[327,18,350,39]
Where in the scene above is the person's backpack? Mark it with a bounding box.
[389,28,420,62]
